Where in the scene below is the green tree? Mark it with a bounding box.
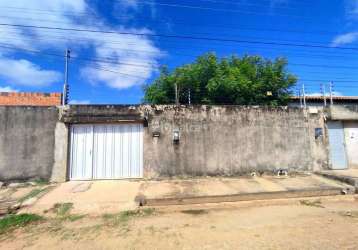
[143,53,297,106]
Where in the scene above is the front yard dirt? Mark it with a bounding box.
[1,197,358,250]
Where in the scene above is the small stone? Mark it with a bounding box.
[8,182,26,188]
[71,183,92,193]
[0,182,4,188]
[10,203,21,210]
[21,197,38,207]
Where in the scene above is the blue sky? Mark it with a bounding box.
[0,0,358,104]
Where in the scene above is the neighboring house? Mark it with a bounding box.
[288,96,358,171]
[0,92,62,106]
[326,106,358,170]
[289,96,358,108]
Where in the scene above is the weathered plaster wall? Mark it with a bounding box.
[60,105,329,178]
[0,105,329,182]
[0,106,59,181]
[50,122,69,182]
[328,105,358,120]
[142,106,327,177]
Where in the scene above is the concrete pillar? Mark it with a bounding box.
[50,122,69,182]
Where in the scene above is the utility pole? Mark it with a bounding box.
[62,49,70,105]
[175,82,179,105]
[299,89,303,108]
[322,84,327,107]
[302,84,306,108]
[188,88,191,105]
[329,81,334,106]
[321,83,327,107]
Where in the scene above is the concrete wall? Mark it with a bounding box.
[328,106,358,120]
[0,105,329,182]
[0,106,59,181]
[61,105,328,178]
[142,106,327,178]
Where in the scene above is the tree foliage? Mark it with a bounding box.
[143,53,297,106]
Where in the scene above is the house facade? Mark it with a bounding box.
[0,102,357,182]
[326,106,358,170]
[0,104,328,182]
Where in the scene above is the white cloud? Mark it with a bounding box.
[345,0,358,18]
[0,0,162,90]
[120,0,139,9]
[0,57,61,86]
[0,86,18,92]
[331,32,358,46]
[80,29,162,89]
[69,100,90,105]
[330,2,358,47]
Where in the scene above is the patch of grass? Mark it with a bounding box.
[118,210,141,223]
[33,179,49,186]
[66,214,86,222]
[181,209,208,215]
[0,214,43,234]
[299,199,324,208]
[141,208,155,216]
[53,203,73,217]
[102,209,156,227]
[18,188,43,203]
[18,186,52,203]
[45,203,84,223]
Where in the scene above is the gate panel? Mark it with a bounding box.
[327,121,348,170]
[70,125,94,180]
[70,123,143,180]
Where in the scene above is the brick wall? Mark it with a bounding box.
[0,92,62,106]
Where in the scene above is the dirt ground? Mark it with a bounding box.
[22,175,352,216]
[1,197,358,250]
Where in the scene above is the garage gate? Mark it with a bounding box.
[69,123,143,180]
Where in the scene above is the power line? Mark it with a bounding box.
[0,8,346,37]
[193,0,300,9]
[1,42,358,88]
[1,23,358,52]
[4,41,358,75]
[300,79,358,83]
[3,29,358,61]
[114,0,314,19]
[81,64,149,79]
[194,0,315,6]
[0,18,343,47]
[0,43,156,70]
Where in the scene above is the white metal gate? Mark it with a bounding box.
[327,121,348,170]
[70,124,143,180]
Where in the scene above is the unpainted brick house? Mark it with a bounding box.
[0,92,62,106]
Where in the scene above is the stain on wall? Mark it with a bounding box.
[143,106,328,177]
